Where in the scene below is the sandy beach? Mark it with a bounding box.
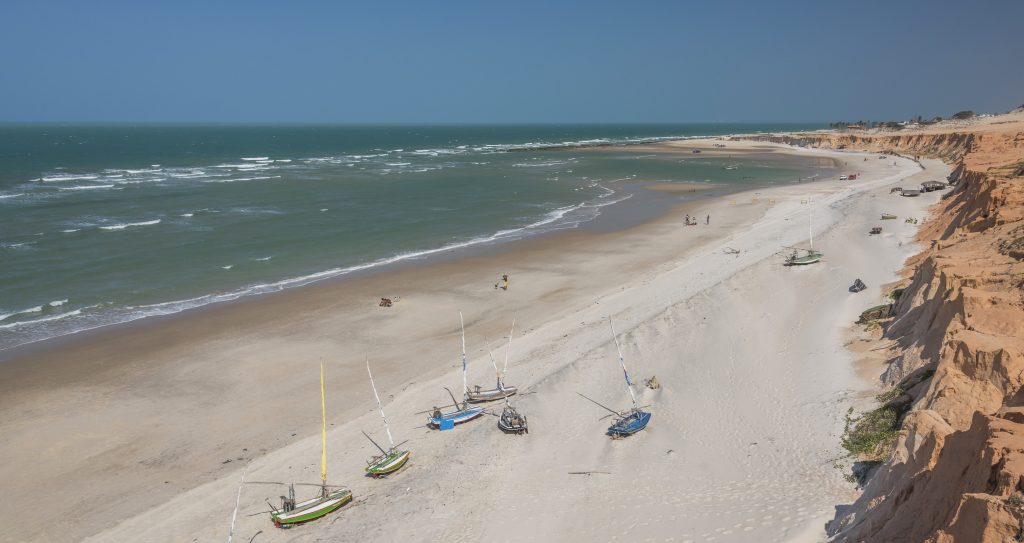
[0,141,949,543]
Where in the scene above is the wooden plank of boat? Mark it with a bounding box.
[271,488,352,526]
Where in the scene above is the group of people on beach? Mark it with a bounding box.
[684,214,710,226]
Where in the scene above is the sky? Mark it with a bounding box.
[1,0,1022,123]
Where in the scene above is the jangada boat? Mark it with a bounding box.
[498,400,528,435]
[363,361,411,478]
[462,313,518,403]
[579,317,652,439]
[427,386,486,429]
[784,198,823,266]
[267,361,353,527]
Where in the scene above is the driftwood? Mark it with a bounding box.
[568,471,611,476]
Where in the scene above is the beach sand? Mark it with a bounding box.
[0,141,947,542]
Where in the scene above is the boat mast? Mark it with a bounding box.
[366,360,395,448]
[809,199,813,251]
[319,360,328,488]
[502,318,516,377]
[608,317,638,410]
[459,311,468,396]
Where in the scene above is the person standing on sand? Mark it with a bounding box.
[502,274,509,290]
[706,214,710,225]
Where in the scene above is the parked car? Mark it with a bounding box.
[840,175,848,181]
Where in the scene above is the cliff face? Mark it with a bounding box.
[750,114,1024,542]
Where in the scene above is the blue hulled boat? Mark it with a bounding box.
[608,409,651,437]
[579,316,652,439]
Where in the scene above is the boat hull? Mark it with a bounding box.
[366,449,411,477]
[608,410,651,438]
[271,488,352,527]
[785,252,823,266]
[428,406,485,428]
[466,385,518,403]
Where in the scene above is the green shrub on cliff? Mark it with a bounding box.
[841,405,900,461]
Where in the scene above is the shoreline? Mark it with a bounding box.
[1,140,929,543]
[0,140,829,360]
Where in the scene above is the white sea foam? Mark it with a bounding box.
[203,175,281,183]
[99,219,161,231]
[241,157,269,161]
[41,174,99,182]
[49,299,68,307]
[181,213,194,217]
[60,229,80,233]
[0,305,43,322]
[222,265,233,270]
[58,184,116,191]
[0,309,83,330]
[0,193,24,199]
[255,256,272,261]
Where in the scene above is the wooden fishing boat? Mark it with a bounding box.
[271,486,353,527]
[784,200,822,266]
[579,317,652,439]
[428,386,485,429]
[607,409,651,437]
[363,361,411,478]
[498,401,528,435]
[267,361,352,527]
[462,314,518,403]
[365,446,411,478]
[785,249,823,266]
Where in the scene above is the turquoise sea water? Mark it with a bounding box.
[0,124,825,350]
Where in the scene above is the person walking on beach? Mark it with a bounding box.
[706,214,710,225]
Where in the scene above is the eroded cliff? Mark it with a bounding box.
[750,112,1024,542]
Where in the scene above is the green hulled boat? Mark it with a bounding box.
[785,199,823,266]
[364,361,411,478]
[269,361,352,527]
[366,447,411,477]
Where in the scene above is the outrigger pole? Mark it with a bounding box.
[576,391,621,417]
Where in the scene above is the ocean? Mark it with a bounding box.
[0,123,825,351]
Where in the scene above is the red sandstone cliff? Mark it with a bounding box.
[748,112,1024,542]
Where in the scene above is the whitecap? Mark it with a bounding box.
[222,265,233,270]
[60,229,80,233]
[0,309,83,330]
[42,174,99,182]
[99,219,161,231]
[0,193,24,199]
[181,213,194,218]
[241,157,269,161]
[58,184,115,191]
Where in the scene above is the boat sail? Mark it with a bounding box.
[268,361,352,527]
[363,361,411,478]
[463,313,518,403]
[786,199,823,265]
[580,317,651,438]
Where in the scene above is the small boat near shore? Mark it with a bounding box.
[428,386,486,429]
[363,361,410,478]
[463,313,518,403]
[784,199,822,266]
[498,397,529,434]
[265,361,352,527]
[579,317,651,438]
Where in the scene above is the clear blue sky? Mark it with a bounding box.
[2,0,1021,123]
